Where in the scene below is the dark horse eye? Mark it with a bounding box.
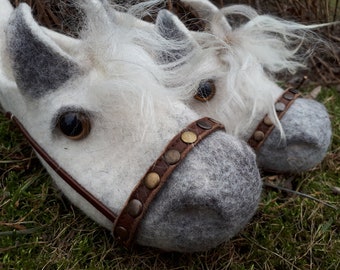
[58,112,91,140]
[194,80,216,102]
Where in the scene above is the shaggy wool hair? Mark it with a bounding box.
[103,0,330,139]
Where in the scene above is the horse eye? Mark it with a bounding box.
[194,80,216,102]
[58,112,91,140]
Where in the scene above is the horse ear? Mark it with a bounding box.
[6,4,81,99]
[155,10,199,63]
[180,0,232,38]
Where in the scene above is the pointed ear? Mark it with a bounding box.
[6,4,81,99]
[156,10,199,63]
[180,0,231,38]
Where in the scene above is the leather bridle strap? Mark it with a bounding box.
[113,117,224,247]
[6,112,224,247]
[5,112,118,222]
[248,88,301,151]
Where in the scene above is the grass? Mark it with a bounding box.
[0,87,339,269]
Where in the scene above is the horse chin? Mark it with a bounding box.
[135,131,262,252]
[257,98,332,172]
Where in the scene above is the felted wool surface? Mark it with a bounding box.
[257,98,332,172]
[136,131,262,252]
[6,4,80,99]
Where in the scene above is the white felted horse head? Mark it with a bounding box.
[163,0,333,173]
[0,0,262,252]
[95,0,332,173]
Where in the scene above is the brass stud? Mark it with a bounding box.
[196,120,212,130]
[144,172,161,190]
[181,131,198,144]
[263,116,273,126]
[275,102,286,112]
[283,92,295,100]
[254,131,265,141]
[115,226,129,240]
[127,199,143,217]
[164,149,181,165]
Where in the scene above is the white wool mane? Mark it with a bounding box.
[77,0,223,113]
[220,4,327,74]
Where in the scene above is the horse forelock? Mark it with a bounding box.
[76,5,215,105]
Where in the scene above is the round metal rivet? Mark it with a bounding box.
[127,199,143,217]
[263,116,273,126]
[254,131,265,141]
[196,120,212,130]
[181,131,198,144]
[289,88,299,94]
[275,102,286,112]
[164,149,181,165]
[115,226,129,240]
[283,92,295,100]
[144,172,161,190]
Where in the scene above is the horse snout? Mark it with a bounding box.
[257,98,332,172]
[136,131,262,252]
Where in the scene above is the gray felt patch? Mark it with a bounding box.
[257,98,332,172]
[6,4,80,99]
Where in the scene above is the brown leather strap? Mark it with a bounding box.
[113,117,225,247]
[5,112,118,222]
[248,88,301,151]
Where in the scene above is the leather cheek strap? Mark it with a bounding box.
[113,117,225,247]
[248,88,302,151]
